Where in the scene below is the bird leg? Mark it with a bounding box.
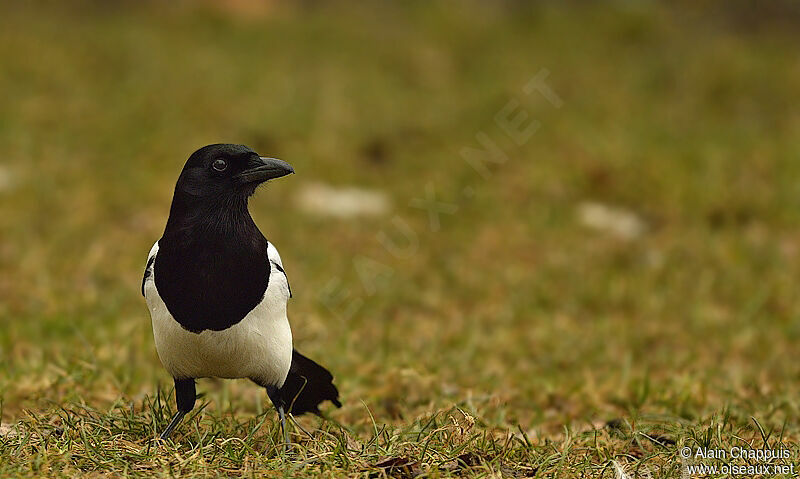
[160,410,187,440]
[160,378,196,440]
[266,385,290,451]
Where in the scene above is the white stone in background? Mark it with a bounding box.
[577,201,645,240]
[0,166,15,193]
[295,182,390,218]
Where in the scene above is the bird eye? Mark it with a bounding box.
[212,159,228,172]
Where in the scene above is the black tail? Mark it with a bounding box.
[274,350,341,415]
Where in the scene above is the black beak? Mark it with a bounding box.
[235,157,295,184]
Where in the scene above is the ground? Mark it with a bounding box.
[2,1,800,477]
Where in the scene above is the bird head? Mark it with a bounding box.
[175,144,294,201]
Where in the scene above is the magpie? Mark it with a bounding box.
[142,144,341,441]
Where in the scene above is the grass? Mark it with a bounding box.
[2,1,800,477]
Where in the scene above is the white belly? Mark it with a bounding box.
[144,261,293,387]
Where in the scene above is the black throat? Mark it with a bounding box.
[154,191,270,333]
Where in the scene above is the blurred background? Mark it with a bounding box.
[2,0,800,470]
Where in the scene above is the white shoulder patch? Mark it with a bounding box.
[267,241,283,267]
[142,240,159,297]
[148,241,160,260]
[266,241,291,298]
